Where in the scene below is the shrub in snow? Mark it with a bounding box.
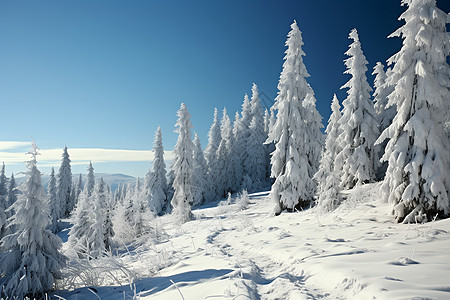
[171,103,194,223]
[267,21,323,214]
[236,190,250,211]
[143,126,168,215]
[376,0,450,223]
[0,142,65,299]
[315,94,342,212]
[56,146,72,218]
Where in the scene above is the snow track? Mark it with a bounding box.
[56,184,450,300]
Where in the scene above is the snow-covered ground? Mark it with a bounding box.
[54,183,450,300]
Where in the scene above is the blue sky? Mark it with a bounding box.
[0,0,448,177]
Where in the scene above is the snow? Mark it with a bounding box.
[54,183,450,299]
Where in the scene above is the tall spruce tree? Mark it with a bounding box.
[48,167,59,233]
[216,108,233,197]
[335,29,379,190]
[204,108,221,200]
[144,126,168,215]
[192,133,209,206]
[171,103,194,223]
[6,173,17,218]
[314,94,343,212]
[267,21,321,214]
[377,0,450,223]
[56,147,72,217]
[0,142,65,299]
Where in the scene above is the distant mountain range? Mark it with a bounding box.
[16,173,137,192]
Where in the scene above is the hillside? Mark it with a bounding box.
[54,183,450,300]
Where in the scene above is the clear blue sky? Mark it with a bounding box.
[0,0,448,177]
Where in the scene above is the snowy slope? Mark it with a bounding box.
[54,183,450,300]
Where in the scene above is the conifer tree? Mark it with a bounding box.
[268,21,322,214]
[216,108,233,197]
[204,108,221,200]
[56,147,72,217]
[68,164,95,258]
[88,179,106,258]
[192,133,209,205]
[6,173,17,218]
[231,111,244,190]
[86,162,95,198]
[0,163,8,239]
[171,103,194,223]
[71,173,83,209]
[377,0,450,223]
[245,83,268,188]
[315,94,343,212]
[335,29,379,189]
[0,142,65,299]
[48,167,59,233]
[144,126,168,215]
[373,62,395,132]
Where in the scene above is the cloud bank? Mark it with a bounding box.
[0,141,174,167]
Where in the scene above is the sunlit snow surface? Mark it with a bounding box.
[54,183,450,299]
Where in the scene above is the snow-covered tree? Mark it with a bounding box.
[373,62,395,132]
[264,109,270,133]
[0,142,65,299]
[88,179,107,258]
[268,21,322,214]
[231,112,244,190]
[171,103,194,223]
[372,62,396,179]
[85,162,95,198]
[56,147,72,217]
[192,133,210,205]
[6,173,17,218]
[0,163,8,240]
[315,94,343,212]
[48,167,59,233]
[71,173,83,209]
[244,83,268,189]
[335,29,379,190]
[216,108,233,197]
[68,164,96,258]
[377,0,450,223]
[143,126,168,215]
[204,108,221,200]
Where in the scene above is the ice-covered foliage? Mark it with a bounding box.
[373,62,396,133]
[0,163,7,241]
[88,179,107,259]
[236,189,250,211]
[171,103,194,223]
[216,108,233,197]
[0,142,65,299]
[315,94,342,212]
[143,126,168,215]
[68,163,96,258]
[244,83,269,190]
[204,108,221,201]
[6,173,17,218]
[377,0,450,223]
[192,133,210,206]
[71,173,83,209]
[231,112,244,190]
[56,146,72,217]
[267,21,322,214]
[85,162,95,198]
[335,29,379,190]
[48,167,59,233]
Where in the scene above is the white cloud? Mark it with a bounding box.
[0,142,174,166]
[0,141,31,151]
